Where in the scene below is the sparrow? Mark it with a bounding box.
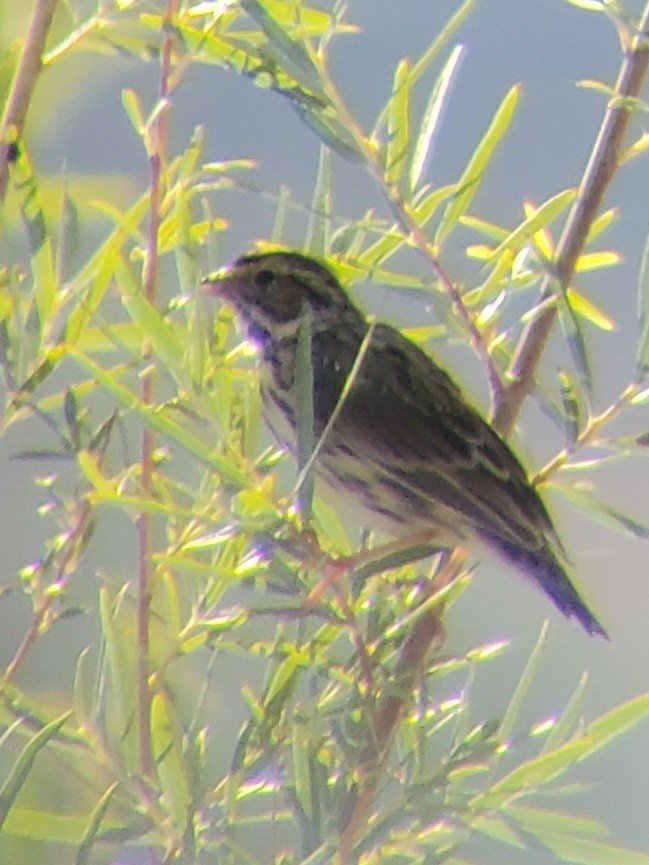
[203,250,607,638]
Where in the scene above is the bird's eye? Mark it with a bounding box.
[254,270,274,290]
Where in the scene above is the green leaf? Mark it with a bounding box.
[65,187,152,345]
[566,287,616,331]
[67,348,250,486]
[559,483,649,540]
[114,255,185,370]
[460,213,510,243]
[293,102,364,161]
[305,145,332,255]
[539,672,589,754]
[471,814,526,848]
[463,247,514,307]
[292,720,313,820]
[121,88,146,136]
[436,85,520,246]
[471,738,594,810]
[557,368,584,443]
[489,189,576,261]
[271,183,291,243]
[585,207,618,243]
[263,651,304,710]
[472,693,649,811]
[412,182,461,227]
[98,586,139,774]
[151,692,192,828]
[522,830,649,865]
[241,0,325,99]
[479,805,649,865]
[4,808,89,844]
[409,44,464,191]
[557,285,594,395]
[75,783,119,865]
[505,803,607,839]
[385,58,411,191]
[374,0,477,132]
[583,692,649,759]
[356,228,408,271]
[0,711,72,832]
[622,132,649,165]
[574,251,620,272]
[173,129,204,297]
[56,187,80,283]
[497,622,548,745]
[563,0,605,10]
[9,142,58,329]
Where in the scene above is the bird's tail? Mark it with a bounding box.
[485,535,608,639]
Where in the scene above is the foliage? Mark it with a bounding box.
[0,0,649,863]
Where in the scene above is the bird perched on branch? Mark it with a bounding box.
[203,250,607,638]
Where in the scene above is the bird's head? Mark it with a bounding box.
[202,251,360,343]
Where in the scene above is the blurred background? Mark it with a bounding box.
[1,0,648,861]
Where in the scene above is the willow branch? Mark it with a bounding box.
[492,5,649,436]
[136,0,178,780]
[0,0,59,202]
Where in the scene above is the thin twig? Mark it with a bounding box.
[136,0,179,780]
[0,0,59,202]
[338,550,464,864]
[534,379,646,485]
[492,4,649,436]
[3,429,114,686]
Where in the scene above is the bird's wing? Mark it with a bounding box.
[312,323,561,555]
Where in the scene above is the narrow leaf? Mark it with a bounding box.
[489,189,576,261]
[56,188,80,283]
[0,712,72,832]
[68,349,250,486]
[557,286,593,395]
[498,622,548,745]
[9,143,58,327]
[151,693,192,828]
[410,44,464,190]
[121,88,146,135]
[566,287,616,331]
[292,721,313,819]
[540,672,589,754]
[385,58,411,191]
[305,145,332,255]
[522,831,649,865]
[75,783,119,865]
[241,0,325,98]
[582,693,649,760]
[114,255,185,370]
[574,251,620,272]
[585,207,618,243]
[559,481,649,540]
[374,0,477,131]
[557,368,584,443]
[436,85,520,245]
[505,803,607,839]
[293,103,364,161]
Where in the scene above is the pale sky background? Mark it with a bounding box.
[1,1,649,862]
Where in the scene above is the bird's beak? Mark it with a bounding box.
[201,265,232,297]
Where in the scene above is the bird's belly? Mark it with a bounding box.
[316,447,467,543]
[261,380,468,543]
